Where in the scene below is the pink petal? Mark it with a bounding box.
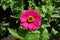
[33,17,41,27]
[33,20,41,27]
[32,24,37,30]
[28,23,38,30]
[30,10,41,18]
[25,10,31,16]
[21,22,29,30]
[28,23,38,31]
[20,11,28,22]
[28,23,33,30]
[20,16,27,22]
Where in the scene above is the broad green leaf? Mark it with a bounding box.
[17,27,28,38]
[25,30,40,40]
[41,28,49,40]
[8,28,23,40]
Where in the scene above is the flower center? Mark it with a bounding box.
[28,16,34,23]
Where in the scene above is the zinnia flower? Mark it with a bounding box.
[20,10,42,31]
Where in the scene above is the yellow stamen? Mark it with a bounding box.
[28,16,34,23]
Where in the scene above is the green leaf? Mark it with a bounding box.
[47,5,54,15]
[10,15,18,19]
[43,23,50,27]
[56,32,60,37]
[54,7,60,13]
[8,28,23,40]
[41,28,49,40]
[51,14,60,18]
[2,4,8,10]
[42,5,47,13]
[54,0,60,2]
[18,27,28,37]
[42,0,50,3]
[28,0,35,9]
[35,6,45,17]
[25,30,40,40]
[0,1,2,6]
[58,24,60,26]
[41,22,50,29]
[2,23,9,26]
[51,28,58,35]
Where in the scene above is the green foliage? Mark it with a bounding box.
[8,28,23,40]
[0,0,60,40]
[25,31,40,40]
[41,28,49,40]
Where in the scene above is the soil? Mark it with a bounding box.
[2,34,15,40]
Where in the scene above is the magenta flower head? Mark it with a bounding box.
[20,10,42,31]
